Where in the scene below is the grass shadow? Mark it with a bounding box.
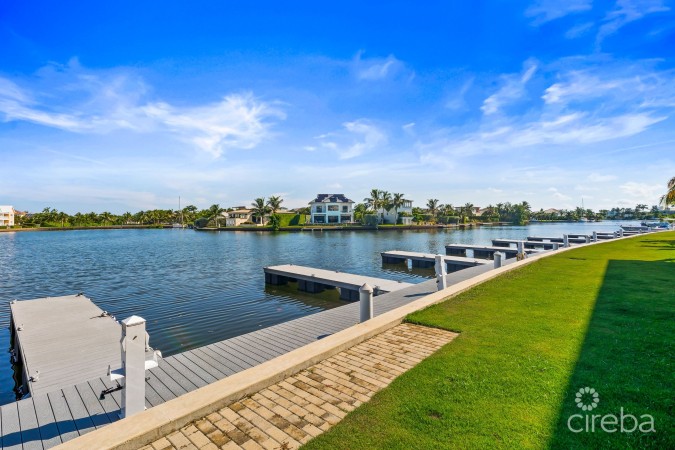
[548,259,674,449]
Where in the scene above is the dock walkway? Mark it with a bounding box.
[0,263,501,449]
[445,244,540,259]
[380,250,487,272]
[263,265,413,300]
[9,295,122,398]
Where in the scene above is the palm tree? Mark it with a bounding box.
[251,198,270,225]
[267,196,284,215]
[121,212,132,225]
[57,211,69,227]
[463,202,475,222]
[363,189,382,213]
[660,177,675,207]
[426,199,439,223]
[99,211,113,226]
[207,204,225,228]
[391,193,406,225]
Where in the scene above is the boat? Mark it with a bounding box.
[172,196,186,228]
[578,198,589,222]
[641,221,670,229]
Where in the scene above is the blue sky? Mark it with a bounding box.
[1,0,674,213]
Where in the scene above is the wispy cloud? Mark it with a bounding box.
[481,60,538,115]
[619,181,663,201]
[353,52,407,81]
[565,22,595,39]
[315,119,387,159]
[526,0,592,25]
[596,0,670,47]
[0,62,285,157]
[548,187,572,201]
[588,173,618,182]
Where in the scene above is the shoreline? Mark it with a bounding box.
[0,223,515,233]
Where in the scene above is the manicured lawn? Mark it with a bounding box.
[303,232,674,449]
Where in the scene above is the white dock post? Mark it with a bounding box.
[585,235,591,243]
[120,316,147,418]
[551,242,559,250]
[516,241,524,254]
[435,254,448,291]
[592,231,598,242]
[493,252,504,269]
[359,283,373,322]
[619,229,624,237]
[563,234,570,248]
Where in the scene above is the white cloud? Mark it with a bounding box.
[418,111,665,158]
[596,0,670,46]
[353,52,406,81]
[588,173,617,182]
[619,181,663,201]
[315,119,387,160]
[548,187,572,201]
[565,22,595,39]
[0,63,284,157]
[481,60,538,115]
[526,0,592,25]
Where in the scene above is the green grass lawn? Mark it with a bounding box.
[302,232,674,449]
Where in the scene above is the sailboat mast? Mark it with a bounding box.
[179,196,184,226]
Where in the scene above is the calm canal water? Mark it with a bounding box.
[0,221,634,405]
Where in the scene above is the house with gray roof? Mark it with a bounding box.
[309,194,354,224]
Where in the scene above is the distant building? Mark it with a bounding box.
[0,206,15,227]
[309,194,354,224]
[543,208,561,217]
[377,200,413,225]
[225,209,254,226]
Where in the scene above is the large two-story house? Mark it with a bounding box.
[309,194,354,224]
[0,206,15,227]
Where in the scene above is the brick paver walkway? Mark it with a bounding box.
[144,323,457,450]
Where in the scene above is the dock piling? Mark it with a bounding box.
[120,316,148,418]
[359,284,374,322]
[592,231,598,242]
[435,254,448,291]
[493,252,504,269]
[563,234,570,248]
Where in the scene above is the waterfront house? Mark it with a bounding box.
[0,206,14,227]
[309,194,354,224]
[377,199,414,224]
[543,208,562,217]
[225,209,255,226]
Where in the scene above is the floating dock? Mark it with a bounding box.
[491,239,560,250]
[263,264,413,301]
[9,294,122,398]
[527,236,588,243]
[380,250,488,272]
[445,244,540,259]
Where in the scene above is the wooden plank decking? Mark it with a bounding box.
[0,262,504,449]
[9,295,122,398]
[380,250,488,271]
[263,264,413,295]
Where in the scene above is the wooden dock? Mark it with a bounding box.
[9,294,122,398]
[527,236,588,243]
[380,250,487,272]
[263,264,413,301]
[491,239,560,250]
[0,262,504,449]
[445,244,540,259]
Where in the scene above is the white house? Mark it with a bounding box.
[377,200,413,225]
[309,194,354,224]
[0,206,14,227]
[225,209,254,226]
